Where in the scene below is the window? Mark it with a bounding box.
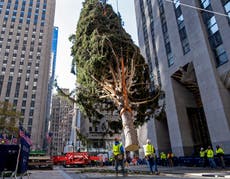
[207,16,218,35]
[209,31,222,48]
[23,92,27,98]
[201,0,211,8]
[32,94,36,99]
[6,82,12,97]
[215,45,228,66]
[0,75,4,95]
[21,109,25,116]
[173,0,190,54]
[13,100,17,106]
[28,118,33,125]
[30,101,35,107]
[221,0,230,20]
[22,100,26,107]
[29,109,34,116]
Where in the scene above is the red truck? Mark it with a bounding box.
[53,152,92,167]
[52,155,66,165]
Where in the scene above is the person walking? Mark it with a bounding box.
[216,145,225,168]
[206,145,217,168]
[143,139,159,175]
[199,147,206,167]
[112,137,125,176]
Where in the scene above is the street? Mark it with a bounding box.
[24,165,230,179]
[28,170,201,179]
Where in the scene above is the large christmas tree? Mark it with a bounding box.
[68,0,161,151]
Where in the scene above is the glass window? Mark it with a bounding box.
[179,27,187,40]
[173,0,180,9]
[30,101,35,107]
[209,31,222,48]
[13,100,17,106]
[21,109,25,115]
[167,53,174,66]
[22,100,26,107]
[28,118,33,125]
[215,45,228,66]
[29,109,34,116]
[201,0,210,8]
[165,42,171,54]
[224,2,230,19]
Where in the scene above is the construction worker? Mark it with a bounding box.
[206,145,217,168]
[199,147,206,167]
[160,152,167,166]
[112,137,125,176]
[144,139,159,175]
[216,145,225,168]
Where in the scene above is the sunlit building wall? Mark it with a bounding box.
[0,0,56,149]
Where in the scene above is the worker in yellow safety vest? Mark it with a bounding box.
[112,137,125,176]
[216,145,225,168]
[199,147,206,167]
[206,145,217,168]
[160,152,167,166]
[144,139,159,175]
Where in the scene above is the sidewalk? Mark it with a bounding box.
[79,165,230,178]
[130,165,230,177]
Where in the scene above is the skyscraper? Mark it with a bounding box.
[134,0,230,156]
[0,0,56,149]
[50,89,74,155]
[44,26,58,148]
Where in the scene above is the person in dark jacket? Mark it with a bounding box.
[216,145,225,168]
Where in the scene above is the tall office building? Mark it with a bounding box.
[44,26,58,148]
[0,0,56,149]
[50,89,74,155]
[134,0,230,156]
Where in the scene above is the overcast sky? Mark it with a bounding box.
[54,0,138,90]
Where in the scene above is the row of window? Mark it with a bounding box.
[140,0,159,90]
[158,0,174,67]
[152,0,228,68]
[146,0,162,88]
[200,0,228,67]
[0,0,47,26]
[173,0,190,55]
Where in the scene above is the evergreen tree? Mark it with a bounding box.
[58,0,162,151]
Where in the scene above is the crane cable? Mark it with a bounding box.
[164,0,229,17]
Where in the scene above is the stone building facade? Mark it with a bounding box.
[134,0,230,156]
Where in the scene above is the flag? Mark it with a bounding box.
[11,137,18,144]
[46,132,53,143]
[19,125,32,146]
[0,133,9,144]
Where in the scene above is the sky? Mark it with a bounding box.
[54,0,138,90]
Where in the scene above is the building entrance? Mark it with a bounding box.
[172,62,211,154]
[186,107,211,151]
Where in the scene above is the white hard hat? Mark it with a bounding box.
[146,139,151,143]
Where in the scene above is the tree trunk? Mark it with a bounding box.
[121,109,139,151]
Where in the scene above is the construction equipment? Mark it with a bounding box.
[28,150,53,169]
